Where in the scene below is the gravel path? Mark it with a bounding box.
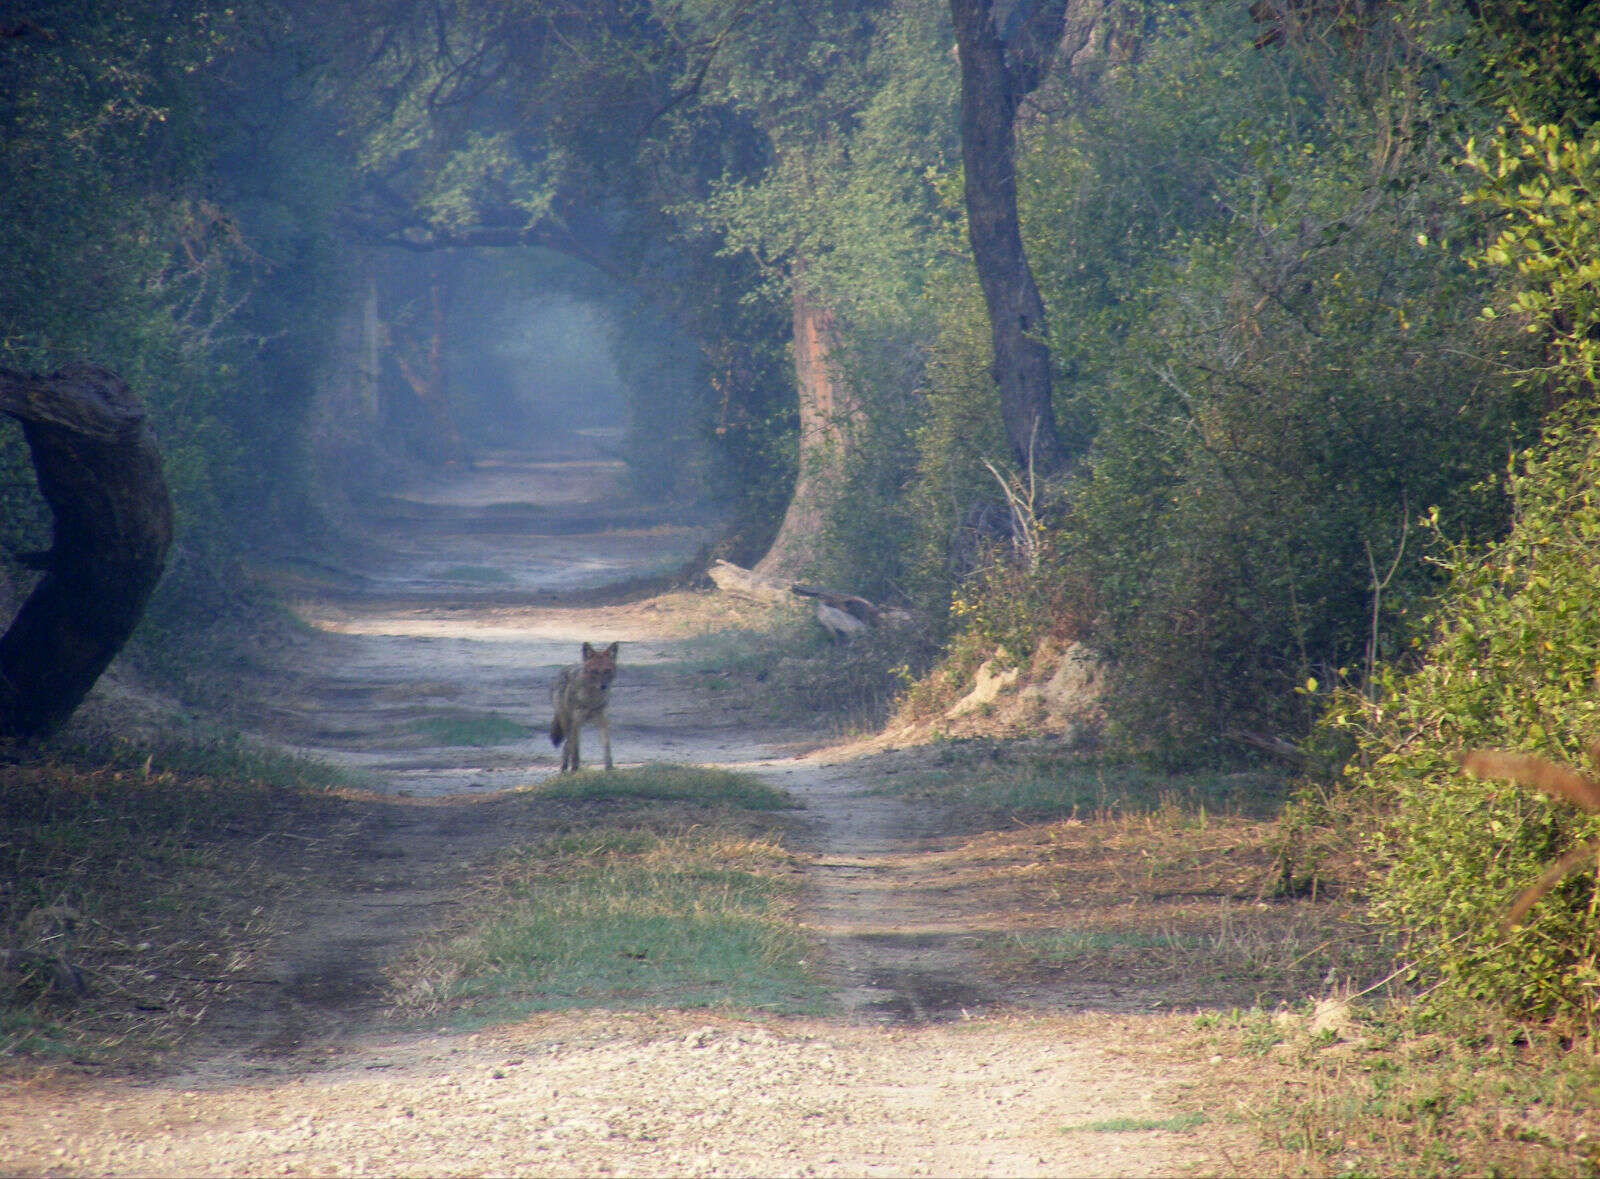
[8,1012,1250,1177]
[0,449,1263,1176]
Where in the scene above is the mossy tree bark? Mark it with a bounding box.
[0,363,173,741]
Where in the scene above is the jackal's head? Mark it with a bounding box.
[579,641,620,691]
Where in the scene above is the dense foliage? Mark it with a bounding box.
[1343,411,1600,1020]
[1338,104,1600,1019]
[867,3,1540,760]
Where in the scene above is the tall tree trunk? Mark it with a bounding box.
[0,364,173,741]
[359,267,381,423]
[950,0,1072,476]
[397,264,466,465]
[754,284,859,582]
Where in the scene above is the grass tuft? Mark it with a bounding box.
[388,826,823,1021]
[533,764,795,810]
[407,711,535,746]
[1061,1113,1207,1134]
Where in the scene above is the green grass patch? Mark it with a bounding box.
[408,711,535,746]
[436,564,514,584]
[1061,1113,1207,1134]
[873,746,1285,822]
[1021,930,1201,955]
[389,826,824,1020]
[533,764,795,810]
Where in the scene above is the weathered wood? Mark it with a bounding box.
[0,363,173,741]
[1224,728,1308,766]
[790,583,913,642]
[707,558,789,606]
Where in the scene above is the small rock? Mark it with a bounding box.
[1309,998,1356,1041]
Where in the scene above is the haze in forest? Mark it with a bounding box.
[6,0,1600,1108]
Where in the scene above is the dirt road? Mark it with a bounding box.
[1,445,1266,1176]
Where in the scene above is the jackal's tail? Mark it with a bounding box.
[550,715,564,746]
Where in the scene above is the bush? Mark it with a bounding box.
[1023,4,1538,757]
[1337,410,1600,1020]
[1338,113,1600,1022]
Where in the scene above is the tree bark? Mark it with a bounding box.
[950,0,1072,476]
[0,364,173,741]
[754,283,859,582]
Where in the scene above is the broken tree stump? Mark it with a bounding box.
[0,363,173,741]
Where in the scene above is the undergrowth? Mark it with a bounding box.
[1331,409,1600,1022]
[1227,1000,1600,1177]
[0,735,351,1062]
[685,606,940,735]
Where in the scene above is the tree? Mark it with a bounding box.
[693,1,959,584]
[1467,0,1600,133]
[0,366,172,741]
[948,0,1074,475]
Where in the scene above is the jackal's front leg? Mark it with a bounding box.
[600,711,612,770]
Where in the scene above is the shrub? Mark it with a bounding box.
[1338,410,1600,1020]
[1342,114,1600,1022]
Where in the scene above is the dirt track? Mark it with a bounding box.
[0,444,1267,1176]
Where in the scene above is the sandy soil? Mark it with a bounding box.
[0,446,1270,1176]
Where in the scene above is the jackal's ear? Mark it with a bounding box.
[582,642,594,658]
[606,642,620,657]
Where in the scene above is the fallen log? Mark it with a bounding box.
[0,363,173,741]
[1224,728,1307,766]
[790,584,914,642]
[707,558,789,606]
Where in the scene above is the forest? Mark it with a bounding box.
[4,0,1600,1173]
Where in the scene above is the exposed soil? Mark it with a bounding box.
[0,443,1276,1175]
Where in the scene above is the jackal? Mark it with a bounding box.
[549,641,619,772]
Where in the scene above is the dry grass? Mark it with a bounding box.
[0,739,359,1065]
[941,811,1385,1011]
[1195,1002,1600,1177]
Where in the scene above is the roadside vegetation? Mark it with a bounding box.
[1200,1003,1600,1176]
[685,606,941,736]
[0,733,358,1064]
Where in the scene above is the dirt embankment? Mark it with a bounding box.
[1,448,1274,1176]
